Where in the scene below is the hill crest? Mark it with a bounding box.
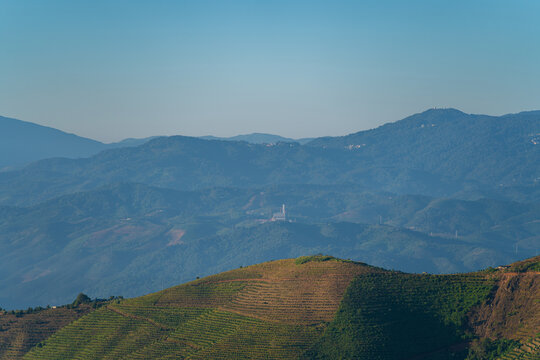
[133,256,380,325]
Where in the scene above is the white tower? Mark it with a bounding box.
[271,204,287,221]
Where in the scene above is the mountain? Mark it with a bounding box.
[5,256,537,359]
[200,132,314,144]
[0,115,157,170]
[1,108,539,206]
[110,136,160,148]
[307,108,540,189]
[0,137,366,206]
[0,182,537,310]
[0,116,106,169]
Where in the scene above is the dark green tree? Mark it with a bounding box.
[72,293,91,307]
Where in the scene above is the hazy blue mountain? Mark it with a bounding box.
[108,136,160,148]
[0,109,537,206]
[0,182,537,309]
[0,116,107,169]
[0,136,462,206]
[200,132,314,144]
[0,115,157,169]
[307,108,540,187]
[0,108,537,206]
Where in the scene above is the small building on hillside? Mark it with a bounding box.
[271,204,287,221]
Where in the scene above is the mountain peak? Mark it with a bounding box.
[420,107,466,115]
[403,107,469,124]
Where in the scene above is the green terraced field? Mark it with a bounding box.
[497,337,540,360]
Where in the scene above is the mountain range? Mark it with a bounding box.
[200,132,314,144]
[0,115,313,170]
[0,108,538,311]
[0,108,538,207]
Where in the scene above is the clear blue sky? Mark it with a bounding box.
[1,0,539,142]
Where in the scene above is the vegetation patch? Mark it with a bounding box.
[295,254,355,265]
[512,258,540,273]
[305,272,496,359]
[465,338,519,360]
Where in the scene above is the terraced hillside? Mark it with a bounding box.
[17,256,540,359]
[0,305,93,359]
[23,256,375,359]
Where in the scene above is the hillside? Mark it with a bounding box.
[13,256,538,359]
[0,304,94,359]
[0,109,538,207]
[307,260,540,359]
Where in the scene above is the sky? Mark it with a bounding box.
[1,0,540,142]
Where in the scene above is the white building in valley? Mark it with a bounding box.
[271,204,287,221]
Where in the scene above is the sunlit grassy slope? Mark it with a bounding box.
[23,256,539,359]
[24,256,373,359]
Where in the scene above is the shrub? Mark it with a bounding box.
[72,293,92,307]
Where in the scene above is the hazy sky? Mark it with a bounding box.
[1,0,540,142]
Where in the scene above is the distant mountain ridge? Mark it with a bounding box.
[307,108,540,185]
[0,115,319,171]
[0,116,155,169]
[200,132,314,144]
[0,116,105,169]
[0,108,538,206]
[0,115,313,169]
